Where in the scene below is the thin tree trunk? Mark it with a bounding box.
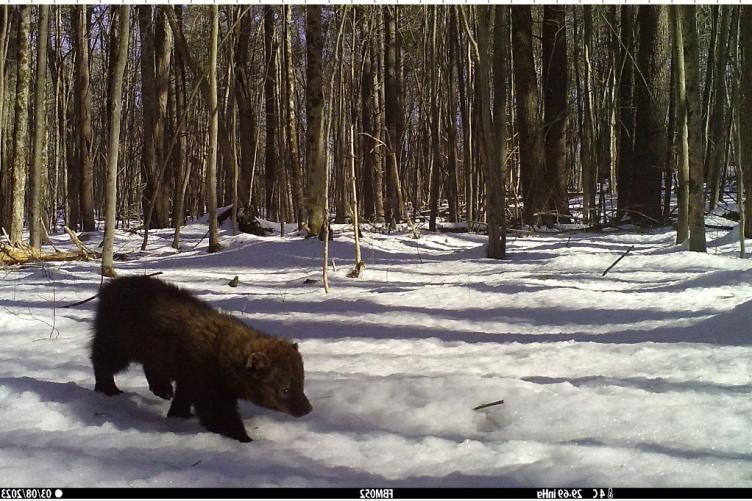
[428,7,441,232]
[207,5,220,252]
[682,6,706,251]
[370,32,385,224]
[283,6,304,229]
[263,6,277,221]
[75,6,95,232]
[9,6,31,246]
[706,6,730,211]
[102,6,130,277]
[542,5,568,223]
[617,5,635,218]
[383,6,404,225]
[304,5,327,237]
[673,7,689,244]
[511,5,546,226]
[30,6,50,249]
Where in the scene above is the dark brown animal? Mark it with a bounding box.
[91,275,311,442]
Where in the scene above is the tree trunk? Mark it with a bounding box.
[360,13,375,221]
[234,7,258,212]
[582,5,596,225]
[383,6,404,225]
[9,6,31,246]
[511,5,546,226]
[74,6,95,232]
[207,5,220,252]
[491,5,509,257]
[263,6,278,221]
[453,7,473,225]
[30,5,50,249]
[617,5,636,218]
[283,6,304,229]
[633,5,670,223]
[742,6,752,239]
[0,7,9,232]
[370,31,385,224]
[304,5,327,237]
[542,5,569,222]
[685,6,706,251]
[102,6,130,277]
[445,9,459,225]
[428,7,441,232]
[673,7,689,244]
[474,5,506,258]
[705,6,730,212]
[153,7,173,228]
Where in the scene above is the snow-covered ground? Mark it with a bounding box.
[2,217,752,487]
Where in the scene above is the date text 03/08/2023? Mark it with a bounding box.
[537,488,614,499]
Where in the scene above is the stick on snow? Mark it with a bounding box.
[601,245,634,277]
[473,399,505,411]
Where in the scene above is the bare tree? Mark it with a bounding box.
[30,6,50,249]
[633,6,670,223]
[102,6,131,277]
[305,5,327,237]
[9,6,31,246]
[74,6,95,232]
[207,5,220,252]
[542,5,569,222]
[511,6,546,226]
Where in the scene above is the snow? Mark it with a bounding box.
[2,218,752,487]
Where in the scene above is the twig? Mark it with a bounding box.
[601,245,634,277]
[473,399,505,411]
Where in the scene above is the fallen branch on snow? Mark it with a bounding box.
[473,399,505,411]
[601,245,635,277]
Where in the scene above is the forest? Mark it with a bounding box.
[3,4,752,489]
[0,4,747,270]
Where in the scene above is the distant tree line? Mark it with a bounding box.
[1,5,751,268]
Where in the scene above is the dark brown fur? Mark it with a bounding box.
[91,276,311,442]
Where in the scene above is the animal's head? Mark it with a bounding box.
[241,340,312,417]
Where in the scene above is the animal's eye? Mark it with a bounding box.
[280,386,290,397]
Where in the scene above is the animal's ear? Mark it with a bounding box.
[293,342,299,352]
[246,352,271,373]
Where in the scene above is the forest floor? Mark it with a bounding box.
[1,214,752,487]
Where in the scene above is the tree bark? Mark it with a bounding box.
[542,5,568,222]
[511,6,546,226]
[383,6,404,225]
[74,6,95,232]
[30,5,50,249]
[207,5,220,252]
[428,7,441,232]
[742,6,752,239]
[633,6,670,223]
[102,6,130,277]
[673,7,689,244]
[304,5,327,237]
[617,5,635,218]
[263,6,278,221]
[283,6,304,229]
[9,6,31,246]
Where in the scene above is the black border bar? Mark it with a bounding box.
[7,488,750,499]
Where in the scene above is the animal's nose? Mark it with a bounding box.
[293,398,312,417]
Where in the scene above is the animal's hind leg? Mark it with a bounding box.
[144,365,174,400]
